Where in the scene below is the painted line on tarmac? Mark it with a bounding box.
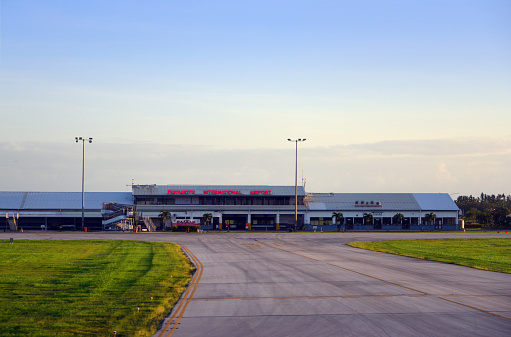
[437,296,511,321]
[255,239,428,295]
[191,294,430,301]
[158,244,203,337]
[256,239,511,322]
[190,293,511,302]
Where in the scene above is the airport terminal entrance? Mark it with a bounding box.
[374,218,382,230]
[223,214,247,230]
[251,214,276,231]
[346,218,354,230]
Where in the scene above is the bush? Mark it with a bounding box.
[171,225,200,232]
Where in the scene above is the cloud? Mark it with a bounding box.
[342,138,511,157]
[302,138,511,194]
[436,162,457,184]
[1,138,510,195]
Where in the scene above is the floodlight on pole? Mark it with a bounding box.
[288,138,306,230]
[75,137,93,231]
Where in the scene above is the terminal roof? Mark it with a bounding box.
[306,193,459,211]
[0,192,133,211]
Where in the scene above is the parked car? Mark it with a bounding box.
[59,225,76,231]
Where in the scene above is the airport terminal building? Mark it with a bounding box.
[0,184,460,232]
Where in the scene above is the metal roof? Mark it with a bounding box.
[412,193,459,211]
[0,192,26,209]
[0,190,458,212]
[306,193,459,212]
[133,185,305,196]
[0,192,133,210]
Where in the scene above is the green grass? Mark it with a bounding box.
[0,240,194,336]
[348,238,511,273]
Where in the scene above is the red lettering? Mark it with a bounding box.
[203,190,241,195]
[168,190,195,195]
[250,190,272,195]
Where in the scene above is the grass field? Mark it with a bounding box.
[0,240,194,336]
[348,238,511,273]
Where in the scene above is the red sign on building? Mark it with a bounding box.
[203,190,242,195]
[167,189,273,195]
[250,190,272,195]
[168,190,195,195]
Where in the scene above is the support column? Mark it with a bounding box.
[276,214,280,230]
[301,212,310,230]
[247,213,251,230]
[218,214,223,230]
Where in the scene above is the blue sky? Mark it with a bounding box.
[1,0,510,194]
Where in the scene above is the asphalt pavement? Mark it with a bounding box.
[3,231,511,337]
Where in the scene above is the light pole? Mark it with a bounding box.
[75,137,93,231]
[288,138,306,230]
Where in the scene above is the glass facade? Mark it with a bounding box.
[310,217,333,227]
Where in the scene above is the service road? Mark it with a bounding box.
[3,231,511,337]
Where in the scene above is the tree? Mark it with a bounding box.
[492,207,510,227]
[393,213,404,225]
[202,213,213,230]
[456,193,511,215]
[332,212,344,232]
[476,210,493,227]
[455,193,511,229]
[464,208,481,224]
[158,211,171,231]
[363,213,374,226]
[425,212,436,227]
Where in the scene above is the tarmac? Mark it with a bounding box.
[3,231,511,337]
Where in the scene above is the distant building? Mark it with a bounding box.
[0,192,132,231]
[0,184,459,231]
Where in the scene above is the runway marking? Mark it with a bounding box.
[158,244,203,337]
[438,296,511,321]
[255,239,511,322]
[190,294,511,301]
[191,294,430,301]
[255,239,428,295]
[241,243,263,248]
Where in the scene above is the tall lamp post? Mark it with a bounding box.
[75,137,93,231]
[287,138,306,230]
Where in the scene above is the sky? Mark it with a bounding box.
[1,0,510,196]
